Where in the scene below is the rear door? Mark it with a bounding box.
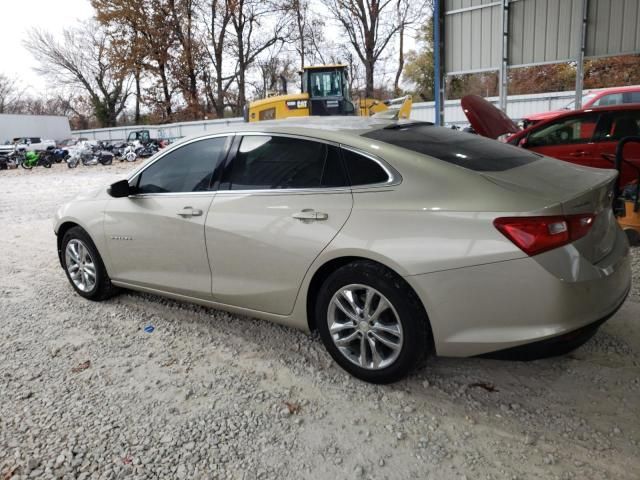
[524,112,602,167]
[591,109,640,186]
[205,134,353,315]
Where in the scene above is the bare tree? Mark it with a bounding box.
[228,0,288,113]
[324,0,400,98]
[200,0,237,117]
[0,74,25,114]
[394,0,431,95]
[287,0,327,68]
[24,22,130,127]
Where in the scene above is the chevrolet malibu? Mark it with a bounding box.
[54,118,631,383]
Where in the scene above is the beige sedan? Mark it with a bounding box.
[54,118,631,383]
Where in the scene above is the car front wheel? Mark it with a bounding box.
[316,261,431,384]
[61,226,118,301]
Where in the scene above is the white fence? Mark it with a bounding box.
[73,89,582,140]
[410,90,578,126]
[74,117,244,142]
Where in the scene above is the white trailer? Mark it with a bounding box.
[0,114,72,144]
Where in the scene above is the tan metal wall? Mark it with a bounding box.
[444,0,640,75]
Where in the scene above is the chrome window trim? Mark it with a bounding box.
[128,191,217,199]
[123,130,401,197]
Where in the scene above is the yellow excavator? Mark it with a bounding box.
[245,64,412,122]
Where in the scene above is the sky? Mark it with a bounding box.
[0,0,94,95]
[0,0,416,98]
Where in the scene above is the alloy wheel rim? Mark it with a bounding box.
[65,239,97,292]
[327,284,403,370]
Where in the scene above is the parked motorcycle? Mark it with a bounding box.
[21,151,51,169]
[120,144,138,162]
[45,146,69,163]
[66,142,113,168]
[135,142,158,158]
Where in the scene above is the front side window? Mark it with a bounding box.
[226,135,347,190]
[137,137,228,194]
[527,114,599,147]
[309,70,342,97]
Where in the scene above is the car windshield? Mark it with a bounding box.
[564,93,597,110]
[363,124,540,172]
[309,70,343,97]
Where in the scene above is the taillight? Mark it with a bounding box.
[494,214,595,256]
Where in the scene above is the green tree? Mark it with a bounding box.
[402,21,434,101]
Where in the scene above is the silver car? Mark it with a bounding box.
[54,118,631,383]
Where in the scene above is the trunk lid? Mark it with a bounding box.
[482,157,619,263]
[461,95,521,139]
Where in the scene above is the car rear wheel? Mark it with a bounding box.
[316,260,431,384]
[61,227,118,301]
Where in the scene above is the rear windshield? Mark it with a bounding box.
[363,124,539,172]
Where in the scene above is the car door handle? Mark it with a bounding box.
[569,151,588,157]
[177,207,203,217]
[292,209,328,221]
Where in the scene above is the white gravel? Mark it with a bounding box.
[1,163,639,480]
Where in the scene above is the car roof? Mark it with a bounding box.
[177,117,429,145]
[511,103,640,140]
[588,85,640,96]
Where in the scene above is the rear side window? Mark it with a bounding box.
[341,149,390,185]
[226,136,348,190]
[593,93,623,106]
[137,137,228,193]
[593,111,640,142]
[363,124,539,172]
[624,92,640,104]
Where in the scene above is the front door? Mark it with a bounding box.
[525,112,602,167]
[206,134,353,315]
[104,136,231,298]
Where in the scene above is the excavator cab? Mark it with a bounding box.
[300,65,356,116]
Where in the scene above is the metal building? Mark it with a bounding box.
[433,0,640,123]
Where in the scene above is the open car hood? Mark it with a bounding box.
[461,95,520,139]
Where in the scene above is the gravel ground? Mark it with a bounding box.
[1,163,639,480]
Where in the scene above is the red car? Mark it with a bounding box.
[462,95,640,186]
[522,85,640,127]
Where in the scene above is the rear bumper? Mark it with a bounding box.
[480,283,629,360]
[405,228,632,357]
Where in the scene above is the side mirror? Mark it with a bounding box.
[108,179,132,198]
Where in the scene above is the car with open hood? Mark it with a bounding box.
[462,95,640,186]
[54,117,631,383]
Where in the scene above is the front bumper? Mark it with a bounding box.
[405,228,632,357]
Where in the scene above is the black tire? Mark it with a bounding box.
[61,226,119,301]
[315,260,431,384]
[21,161,32,170]
[624,228,640,247]
[42,159,52,168]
